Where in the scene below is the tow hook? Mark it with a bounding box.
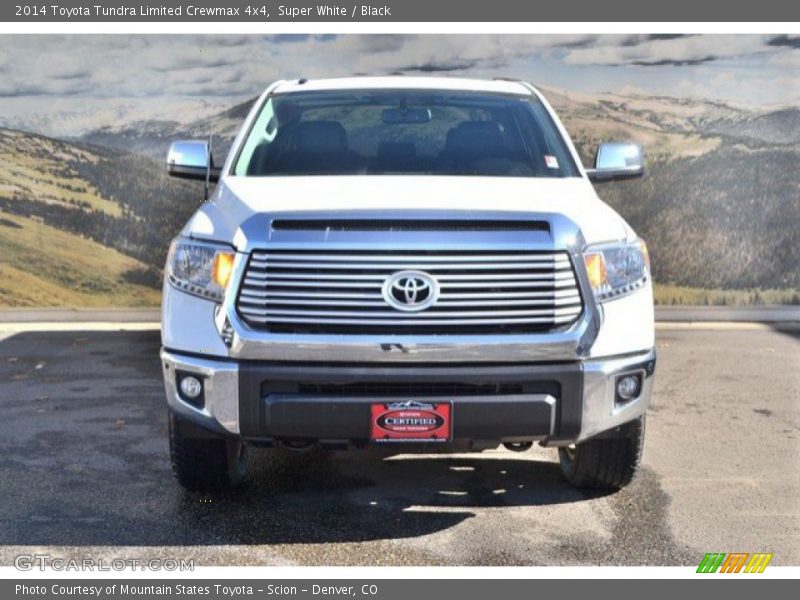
[282,440,317,452]
[503,442,533,452]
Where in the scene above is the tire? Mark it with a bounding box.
[168,412,247,491]
[558,415,645,490]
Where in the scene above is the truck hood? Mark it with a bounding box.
[184,176,631,248]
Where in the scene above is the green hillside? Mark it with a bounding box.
[0,211,160,307]
[0,128,199,307]
[598,144,800,290]
[0,129,122,217]
[551,89,800,297]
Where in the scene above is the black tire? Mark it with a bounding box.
[168,412,247,491]
[558,416,645,490]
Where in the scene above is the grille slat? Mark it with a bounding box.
[236,249,584,334]
[439,279,576,289]
[242,314,580,326]
[254,252,566,263]
[254,290,384,299]
[437,271,574,281]
[240,296,581,309]
[440,290,578,299]
[252,260,571,271]
[239,306,583,319]
[241,298,388,308]
[437,297,581,308]
[245,289,580,300]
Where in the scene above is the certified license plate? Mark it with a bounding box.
[370,401,452,442]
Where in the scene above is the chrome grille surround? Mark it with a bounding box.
[236,250,584,334]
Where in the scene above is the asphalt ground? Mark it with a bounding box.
[0,325,797,566]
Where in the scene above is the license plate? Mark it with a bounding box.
[370,401,451,442]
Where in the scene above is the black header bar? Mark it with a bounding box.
[3,0,799,22]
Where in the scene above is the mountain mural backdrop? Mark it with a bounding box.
[0,88,798,307]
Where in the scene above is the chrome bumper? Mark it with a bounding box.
[162,351,240,435]
[579,350,656,443]
[161,347,655,444]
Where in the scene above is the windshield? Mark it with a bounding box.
[232,89,579,178]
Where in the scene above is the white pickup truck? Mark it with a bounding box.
[162,76,655,491]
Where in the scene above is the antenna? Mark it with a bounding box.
[204,134,213,201]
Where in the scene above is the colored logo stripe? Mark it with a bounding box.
[697,553,773,573]
[697,553,726,573]
[720,553,749,573]
[744,553,773,573]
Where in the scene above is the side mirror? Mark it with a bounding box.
[586,142,644,183]
[166,140,221,183]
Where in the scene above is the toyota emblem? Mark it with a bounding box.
[382,270,440,312]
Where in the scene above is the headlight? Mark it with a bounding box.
[583,239,649,302]
[166,239,236,301]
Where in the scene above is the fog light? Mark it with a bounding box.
[616,375,641,401]
[179,375,203,399]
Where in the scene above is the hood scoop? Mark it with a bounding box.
[270,219,550,233]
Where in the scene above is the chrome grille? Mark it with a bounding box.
[236,250,583,334]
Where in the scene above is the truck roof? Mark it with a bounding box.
[271,76,535,96]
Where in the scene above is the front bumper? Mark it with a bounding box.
[161,347,655,446]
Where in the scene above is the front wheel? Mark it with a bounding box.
[558,416,645,490]
[168,412,247,491]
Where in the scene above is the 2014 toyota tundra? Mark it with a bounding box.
[162,77,655,491]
